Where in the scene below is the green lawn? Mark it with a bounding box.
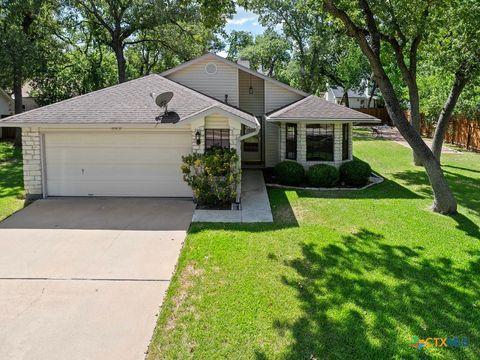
[148,134,480,359]
[0,140,24,221]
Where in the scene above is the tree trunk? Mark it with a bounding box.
[431,71,468,162]
[13,65,23,147]
[367,81,376,108]
[113,41,127,83]
[323,0,457,213]
[408,83,423,166]
[342,90,350,107]
[375,71,457,214]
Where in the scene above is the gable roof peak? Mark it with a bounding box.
[161,52,309,98]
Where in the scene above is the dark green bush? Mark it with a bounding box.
[274,161,304,185]
[307,164,339,188]
[181,147,240,207]
[340,159,372,186]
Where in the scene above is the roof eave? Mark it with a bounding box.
[0,122,191,129]
[180,106,260,129]
[266,117,381,123]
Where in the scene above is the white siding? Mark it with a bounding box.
[0,96,12,116]
[165,58,238,107]
[238,70,264,116]
[44,131,193,197]
[204,114,229,129]
[265,81,304,167]
[265,81,303,113]
[265,121,280,167]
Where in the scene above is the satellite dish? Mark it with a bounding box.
[155,91,173,108]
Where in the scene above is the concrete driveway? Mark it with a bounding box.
[0,197,194,360]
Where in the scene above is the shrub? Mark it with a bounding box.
[181,147,240,207]
[307,164,339,188]
[274,161,304,185]
[340,159,372,186]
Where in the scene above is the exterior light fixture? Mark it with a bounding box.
[249,74,254,94]
[195,130,201,145]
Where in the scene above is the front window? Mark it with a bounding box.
[205,129,229,149]
[306,124,334,161]
[242,125,259,152]
[342,123,350,160]
[285,123,297,160]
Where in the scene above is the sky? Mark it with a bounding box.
[217,6,265,58]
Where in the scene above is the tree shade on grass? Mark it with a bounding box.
[147,134,479,359]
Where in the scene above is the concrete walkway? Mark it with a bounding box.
[0,198,194,360]
[192,170,273,223]
[373,126,460,154]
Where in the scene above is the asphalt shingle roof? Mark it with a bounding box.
[267,95,380,122]
[0,74,259,127]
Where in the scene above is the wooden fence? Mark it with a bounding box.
[421,117,480,152]
[360,108,479,152]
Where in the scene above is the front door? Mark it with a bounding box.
[241,117,262,163]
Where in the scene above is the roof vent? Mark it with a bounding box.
[205,62,217,75]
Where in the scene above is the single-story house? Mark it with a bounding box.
[324,85,380,109]
[0,53,378,200]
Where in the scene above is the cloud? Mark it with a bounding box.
[217,50,228,58]
[227,16,257,25]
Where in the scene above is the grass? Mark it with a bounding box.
[0,140,25,221]
[148,133,480,359]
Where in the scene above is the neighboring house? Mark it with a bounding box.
[324,85,379,109]
[0,89,13,118]
[11,83,39,112]
[0,89,14,139]
[1,84,39,139]
[0,53,377,201]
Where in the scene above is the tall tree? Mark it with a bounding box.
[322,0,457,214]
[72,0,233,84]
[323,40,370,107]
[0,0,57,145]
[72,0,158,83]
[426,0,480,161]
[239,29,291,76]
[226,30,254,61]
[239,0,325,93]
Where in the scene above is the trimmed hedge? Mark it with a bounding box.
[340,159,372,186]
[307,164,339,188]
[274,161,304,185]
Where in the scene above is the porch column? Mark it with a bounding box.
[297,122,306,164]
[333,122,343,166]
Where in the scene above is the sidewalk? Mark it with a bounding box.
[192,170,273,223]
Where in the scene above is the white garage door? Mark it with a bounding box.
[44,131,192,197]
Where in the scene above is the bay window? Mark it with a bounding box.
[285,123,297,160]
[306,124,334,161]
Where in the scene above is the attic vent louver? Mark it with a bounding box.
[205,63,217,75]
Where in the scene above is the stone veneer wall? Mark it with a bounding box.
[190,117,243,202]
[22,127,43,197]
[191,119,242,155]
[279,122,353,168]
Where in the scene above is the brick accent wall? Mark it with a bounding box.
[279,121,353,168]
[22,127,43,197]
